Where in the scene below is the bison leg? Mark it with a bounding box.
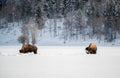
[92,51,96,54]
[34,51,37,54]
[86,51,90,54]
[90,50,96,54]
[89,49,93,54]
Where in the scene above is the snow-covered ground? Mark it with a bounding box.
[0,46,120,78]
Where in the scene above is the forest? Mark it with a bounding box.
[0,0,120,43]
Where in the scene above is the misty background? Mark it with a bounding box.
[0,0,120,45]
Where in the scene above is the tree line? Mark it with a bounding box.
[0,0,120,42]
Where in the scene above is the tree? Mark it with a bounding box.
[103,0,120,42]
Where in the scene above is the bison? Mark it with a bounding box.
[85,43,97,54]
[19,44,37,54]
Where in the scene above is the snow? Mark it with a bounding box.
[0,22,22,46]
[0,46,120,78]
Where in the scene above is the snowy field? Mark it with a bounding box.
[0,46,120,78]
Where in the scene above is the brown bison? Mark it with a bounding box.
[85,43,97,54]
[19,44,37,54]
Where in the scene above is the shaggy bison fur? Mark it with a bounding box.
[19,44,37,54]
[85,43,97,54]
